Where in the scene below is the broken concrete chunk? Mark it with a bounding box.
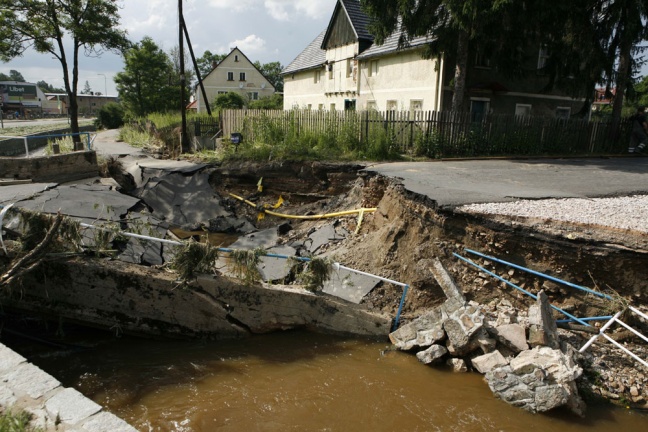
[472,350,509,374]
[389,306,446,350]
[528,290,560,349]
[485,347,584,415]
[416,344,448,364]
[442,304,484,356]
[491,324,529,353]
[430,258,466,306]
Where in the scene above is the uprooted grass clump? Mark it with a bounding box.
[169,240,219,283]
[228,247,265,285]
[296,256,334,292]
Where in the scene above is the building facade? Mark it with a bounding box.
[195,48,275,113]
[283,0,585,118]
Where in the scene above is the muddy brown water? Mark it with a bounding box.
[7,329,647,432]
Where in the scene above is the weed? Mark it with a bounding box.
[228,247,264,285]
[169,239,220,284]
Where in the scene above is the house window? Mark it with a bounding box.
[327,63,333,80]
[247,92,259,100]
[537,45,550,71]
[366,100,377,110]
[227,72,234,81]
[470,98,490,122]
[346,59,353,78]
[318,103,324,110]
[387,100,397,111]
[368,60,379,77]
[240,72,246,81]
[556,107,571,119]
[235,55,239,62]
[330,103,336,111]
[475,51,491,69]
[515,104,532,117]
[314,70,321,83]
[410,100,423,112]
[218,91,228,95]
[307,104,312,110]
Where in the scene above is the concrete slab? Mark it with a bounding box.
[81,411,139,432]
[259,245,296,282]
[228,228,278,250]
[45,387,102,425]
[322,267,380,304]
[0,343,26,372]
[0,182,56,206]
[3,362,60,399]
[307,224,348,253]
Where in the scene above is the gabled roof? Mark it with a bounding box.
[282,31,326,75]
[358,22,433,60]
[201,47,274,91]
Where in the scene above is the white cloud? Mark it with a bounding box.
[229,34,266,53]
[206,0,257,12]
[264,0,332,21]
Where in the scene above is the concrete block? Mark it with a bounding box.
[3,363,60,399]
[82,411,139,432]
[0,343,26,372]
[45,387,102,425]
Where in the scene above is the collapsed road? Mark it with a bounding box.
[1,136,648,415]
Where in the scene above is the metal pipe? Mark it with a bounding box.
[556,316,613,323]
[454,252,591,327]
[465,248,613,300]
[600,332,648,369]
[579,311,622,352]
[392,284,409,331]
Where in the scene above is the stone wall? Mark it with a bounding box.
[0,151,99,183]
[4,258,391,339]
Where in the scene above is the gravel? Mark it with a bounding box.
[456,195,648,233]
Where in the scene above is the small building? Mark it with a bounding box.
[194,47,275,113]
[0,81,47,118]
[42,93,119,117]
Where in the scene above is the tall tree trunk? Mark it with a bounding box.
[451,30,469,112]
[611,35,632,133]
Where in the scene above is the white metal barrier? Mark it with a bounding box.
[0,135,30,157]
[579,306,648,369]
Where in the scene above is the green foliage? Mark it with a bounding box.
[170,240,220,283]
[197,50,227,78]
[248,94,283,110]
[36,79,65,93]
[212,92,246,110]
[0,409,43,432]
[44,136,74,155]
[95,102,125,129]
[228,248,264,285]
[297,257,334,292]
[118,125,156,148]
[115,37,178,118]
[253,60,284,93]
[0,69,25,82]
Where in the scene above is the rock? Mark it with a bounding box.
[447,358,468,373]
[472,350,509,374]
[430,258,466,309]
[491,324,529,353]
[416,344,448,364]
[485,347,585,415]
[528,291,560,349]
[389,306,446,350]
[443,304,484,356]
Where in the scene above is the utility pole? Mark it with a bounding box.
[98,74,107,96]
[179,0,190,153]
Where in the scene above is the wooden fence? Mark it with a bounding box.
[191,109,631,158]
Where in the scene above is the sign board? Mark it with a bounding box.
[0,82,38,104]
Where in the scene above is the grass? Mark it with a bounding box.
[0,408,43,432]
[169,240,220,283]
[0,119,94,137]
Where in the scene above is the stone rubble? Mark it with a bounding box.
[389,258,592,415]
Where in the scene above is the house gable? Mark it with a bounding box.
[322,0,373,51]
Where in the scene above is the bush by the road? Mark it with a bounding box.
[95,102,125,129]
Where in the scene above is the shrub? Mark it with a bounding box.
[95,102,125,129]
[212,92,245,109]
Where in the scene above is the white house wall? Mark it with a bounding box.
[358,51,441,111]
[196,48,274,112]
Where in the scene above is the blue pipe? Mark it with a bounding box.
[556,316,613,323]
[465,248,613,301]
[392,284,410,332]
[453,253,591,327]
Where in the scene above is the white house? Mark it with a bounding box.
[283,0,584,118]
[195,47,275,113]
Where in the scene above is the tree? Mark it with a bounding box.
[197,50,227,78]
[0,1,128,145]
[36,80,66,93]
[80,80,92,95]
[254,61,284,93]
[169,45,196,94]
[212,92,246,110]
[115,37,178,118]
[0,70,26,82]
[95,102,125,129]
[248,94,283,110]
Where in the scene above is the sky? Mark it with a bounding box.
[0,0,338,96]
[1,0,647,96]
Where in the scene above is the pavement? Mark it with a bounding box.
[364,157,648,209]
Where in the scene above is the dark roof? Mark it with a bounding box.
[282,31,326,75]
[341,0,373,41]
[358,22,433,59]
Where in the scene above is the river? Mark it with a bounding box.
[5,326,647,432]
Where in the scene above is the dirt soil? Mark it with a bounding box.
[211,161,648,410]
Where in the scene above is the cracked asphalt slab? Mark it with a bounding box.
[364,158,648,208]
